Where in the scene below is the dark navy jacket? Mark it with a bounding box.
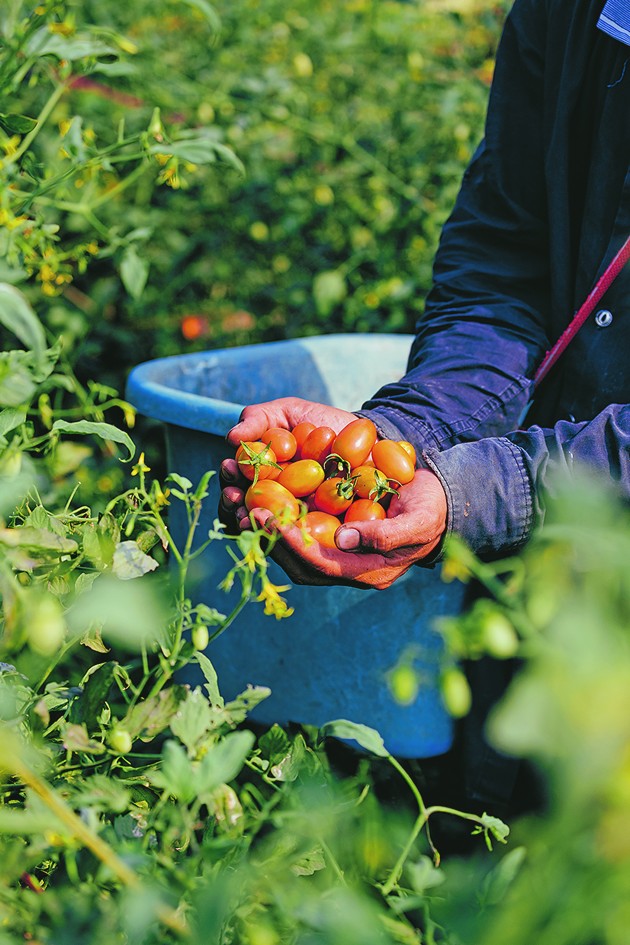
[362,0,630,559]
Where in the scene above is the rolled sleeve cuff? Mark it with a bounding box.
[423,437,535,559]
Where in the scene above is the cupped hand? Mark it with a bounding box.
[220,397,358,530]
[234,468,448,590]
[225,396,358,449]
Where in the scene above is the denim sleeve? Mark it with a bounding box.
[421,405,630,559]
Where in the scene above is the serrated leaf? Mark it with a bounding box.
[169,687,214,753]
[195,729,255,795]
[62,722,105,754]
[291,846,326,876]
[194,651,224,707]
[123,688,182,741]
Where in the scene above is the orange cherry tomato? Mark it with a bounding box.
[331,417,378,468]
[371,439,415,485]
[302,511,341,549]
[262,427,297,462]
[235,441,278,481]
[245,480,301,523]
[291,421,316,456]
[313,476,355,516]
[300,425,336,464]
[277,458,325,497]
[351,464,394,499]
[344,498,386,522]
[397,440,417,466]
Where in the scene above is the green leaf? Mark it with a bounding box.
[51,419,135,461]
[0,526,78,554]
[149,136,244,174]
[120,244,149,300]
[0,284,46,366]
[193,651,224,707]
[122,688,183,742]
[169,687,214,753]
[0,113,37,135]
[320,719,390,758]
[195,729,255,795]
[0,407,27,438]
[26,29,119,62]
[112,540,159,580]
[67,573,170,651]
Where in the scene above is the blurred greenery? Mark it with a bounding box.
[4,3,630,944]
[2,0,510,391]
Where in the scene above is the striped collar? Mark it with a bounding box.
[598,0,630,46]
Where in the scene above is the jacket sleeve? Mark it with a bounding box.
[360,0,551,452]
[422,405,630,558]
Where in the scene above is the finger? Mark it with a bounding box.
[335,515,432,554]
[226,403,291,447]
[220,458,241,484]
[220,484,245,510]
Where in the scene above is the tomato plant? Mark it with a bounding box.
[371,439,416,485]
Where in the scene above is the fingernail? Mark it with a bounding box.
[336,527,360,551]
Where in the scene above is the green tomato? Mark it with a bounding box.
[481,612,519,659]
[109,727,132,755]
[192,624,209,650]
[28,596,66,656]
[440,667,472,719]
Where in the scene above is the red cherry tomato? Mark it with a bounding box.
[371,439,415,485]
[262,427,297,463]
[300,425,336,464]
[245,480,301,524]
[344,498,386,522]
[277,459,325,497]
[331,418,378,468]
[235,441,278,481]
[291,421,316,456]
[302,511,341,549]
[313,477,355,515]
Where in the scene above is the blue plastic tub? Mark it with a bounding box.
[126,334,464,757]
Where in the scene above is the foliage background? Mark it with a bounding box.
[3,0,510,391]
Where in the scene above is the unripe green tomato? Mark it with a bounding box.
[192,624,209,651]
[440,667,472,719]
[388,663,420,706]
[109,727,132,755]
[481,612,519,658]
[28,596,66,656]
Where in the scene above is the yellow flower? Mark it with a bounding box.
[257,579,294,620]
[131,452,151,477]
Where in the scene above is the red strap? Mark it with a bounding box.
[533,234,630,387]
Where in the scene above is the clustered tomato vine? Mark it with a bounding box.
[235,417,418,548]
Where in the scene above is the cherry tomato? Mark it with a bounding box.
[331,417,378,468]
[302,511,341,549]
[235,441,278,481]
[300,425,336,463]
[397,440,417,465]
[291,421,316,456]
[262,427,297,462]
[351,464,396,500]
[245,480,301,523]
[313,476,355,515]
[277,458,325,497]
[371,439,415,485]
[344,498,386,522]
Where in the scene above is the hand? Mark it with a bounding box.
[224,466,448,591]
[220,397,358,530]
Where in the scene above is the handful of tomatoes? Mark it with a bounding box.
[234,417,416,549]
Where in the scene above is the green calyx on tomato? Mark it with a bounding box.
[236,440,282,484]
[313,476,355,515]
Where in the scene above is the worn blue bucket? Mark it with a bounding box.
[126,334,463,757]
